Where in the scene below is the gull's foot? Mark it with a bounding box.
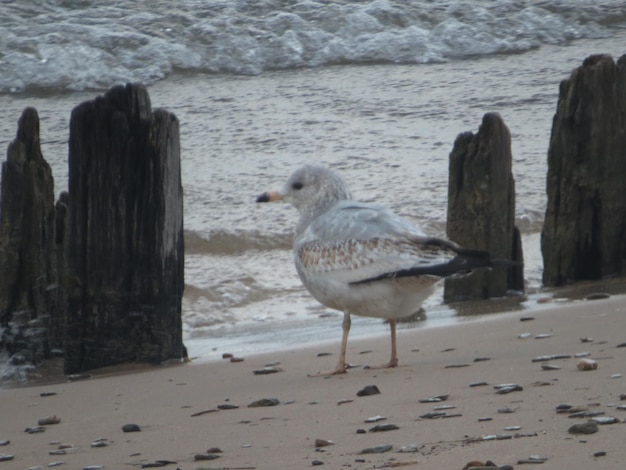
[308,362,355,377]
[364,358,398,370]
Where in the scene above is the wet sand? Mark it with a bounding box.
[1,294,626,469]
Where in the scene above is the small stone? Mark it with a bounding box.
[122,424,141,433]
[568,420,599,434]
[90,440,108,448]
[556,403,575,413]
[0,440,9,446]
[194,454,220,461]
[365,416,387,423]
[577,358,598,370]
[317,352,332,357]
[356,429,367,434]
[594,451,607,457]
[532,354,571,362]
[248,398,280,407]
[222,353,233,359]
[398,445,418,453]
[498,407,517,414]
[534,333,553,339]
[337,399,353,405]
[591,416,619,425]
[25,426,45,433]
[141,460,177,468]
[67,374,91,382]
[610,373,622,379]
[217,403,239,410]
[38,416,61,425]
[574,351,591,358]
[368,423,399,432]
[580,337,594,343]
[230,356,244,363]
[314,439,334,448]
[541,363,561,370]
[207,447,223,453]
[469,381,488,387]
[494,384,523,394]
[0,454,14,462]
[83,466,104,470]
[359,444,393,454]
[356,385,380,397]
[419,412,446,419]
[445,363,470,368]
[504,426,522,431]
[312,460,324,466]
[40,392,57,397]
[478,417,493,422]
[473,357,491,362]
[253,367,282,375]
[520,316,535,321]
[518,333,532,339]
[418,394,448,403]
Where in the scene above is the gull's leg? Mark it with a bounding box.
[366,318,399,369]
[309,311,350,376]
[333,311,351,374]
[388,318,398,368]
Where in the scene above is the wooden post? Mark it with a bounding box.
[445,112,524,301]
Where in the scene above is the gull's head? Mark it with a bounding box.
[256,164,352,214]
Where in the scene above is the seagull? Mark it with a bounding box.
[257,164,503,375]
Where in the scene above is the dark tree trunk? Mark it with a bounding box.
[64,83,184,374]
[445,112,524,301]
[541,54,626,287]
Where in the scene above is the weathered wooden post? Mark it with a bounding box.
[64,83,185,374]
[445,112,524,301]
[541,54,626,287]
[0,108,62,365]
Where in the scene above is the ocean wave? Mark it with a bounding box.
[184,229,292,255]
[1,0,622,92]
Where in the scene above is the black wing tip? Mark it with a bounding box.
[256,192,270,203]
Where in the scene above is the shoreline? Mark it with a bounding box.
[1,292,626,469]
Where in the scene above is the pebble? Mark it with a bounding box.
[541,364,561,370]
[83,466,104,470]
[520,316,535,321]
[90,439,108,448]
[473,357,491,362]
[141,460,177,468]
[359,444,393,454]
[248,398,280,407]
[478,417,493,422]
[0,454,14,462]
[194,453,220,461]
[517,456,548,464]
[67,373,91,381]
[38,415,61,425]
[48,462,64,467]
[445,363,470,368]
[469,381,489,388]
[574,351,591,358]
[230,356,244,363]
[317,352,332,357]
[568,411,603,418]
[580,337,594,343]
[253,367,282,375]
[356,385,380,397]
[40,392,57,397]
[222,353,233,359]
[368,423,399,432]
[337,399,353,405]
[532,354,571,362]
[497,407,517,414]
[365,416,387,423]
[594,451,607,457]
[494,384,523,394]
[312,460,324,466]
[610,373,622,379]
[314,439,334,447]
[518,333,532,339]
[25,426,45,433]
[217,403,239,410]
[577,358,598,370]
[556,403,575,413]
[504,426,522,431]
[0,440,9,446]
[398,445,418,453]
[568,420,599,434]
[418,394,448,403]
[122,424,141,432]
[591,416,620,425]
[534,333,553,339]
[433,404,456,410]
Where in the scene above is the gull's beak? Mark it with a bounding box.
[256,190,284,203]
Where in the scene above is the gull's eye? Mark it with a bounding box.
[292,181,303,190]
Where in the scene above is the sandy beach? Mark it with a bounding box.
[1,294,625,470]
